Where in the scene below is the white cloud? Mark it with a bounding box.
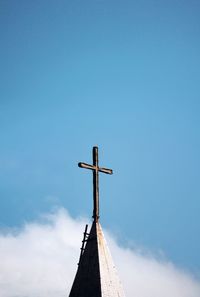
[0,208,199,297]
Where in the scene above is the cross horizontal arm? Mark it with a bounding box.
[78,162,113,174]
[98,167,113,174]
[78,162,95,170]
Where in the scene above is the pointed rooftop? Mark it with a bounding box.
[68,147,125,297]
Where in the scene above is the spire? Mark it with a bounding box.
[68,147,125,297]
[78,146,113,222]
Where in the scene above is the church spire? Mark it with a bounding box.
[78,146,113,221]
[68,147,125,297]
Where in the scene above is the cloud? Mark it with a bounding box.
[0,208,199,297]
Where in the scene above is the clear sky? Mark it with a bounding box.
[0,0,200,276]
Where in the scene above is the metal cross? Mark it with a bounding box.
[78,146,113,222]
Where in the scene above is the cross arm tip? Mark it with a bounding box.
[78,162,94,170]
[98,167,113,174]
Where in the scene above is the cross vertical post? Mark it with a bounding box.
[78,146,113,222]
[93,146,99,220]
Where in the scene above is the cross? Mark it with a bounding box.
[78,146,113,222]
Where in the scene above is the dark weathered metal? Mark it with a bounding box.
[78,146,113,222]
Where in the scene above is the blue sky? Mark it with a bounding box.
[0,0,200,276]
